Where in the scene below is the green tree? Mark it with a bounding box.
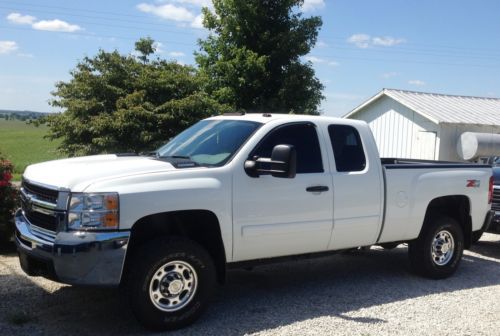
[46,38,229,156]
[135,37,155,63]
[196,0,324,115]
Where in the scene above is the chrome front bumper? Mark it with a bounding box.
[15,209,130,286]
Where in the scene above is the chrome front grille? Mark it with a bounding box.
[24,208,58,232]
[22,180,59,204]
[492,186,500,211]
[20,179,68,236]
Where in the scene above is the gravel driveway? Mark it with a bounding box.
[1,233,499,336]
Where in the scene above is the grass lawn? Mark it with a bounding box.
[0,119,64,181]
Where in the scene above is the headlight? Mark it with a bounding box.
[67,192,119,230]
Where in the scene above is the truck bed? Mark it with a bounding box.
[377,157,491,244]
[381,158,491,169]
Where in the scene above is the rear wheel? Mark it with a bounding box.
[409,216,464,279]
[127,237,216,331]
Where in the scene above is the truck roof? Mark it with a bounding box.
[208,113,349,124]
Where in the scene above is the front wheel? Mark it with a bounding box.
[409,216,464,279]
[127,237,216,331]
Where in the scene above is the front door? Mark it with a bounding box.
[232,122,334,261]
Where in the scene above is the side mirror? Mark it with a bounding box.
[270,144,297,178]
[244,144,297,178]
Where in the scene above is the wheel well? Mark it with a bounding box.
[422,195,472,248]
[124,210,226,284]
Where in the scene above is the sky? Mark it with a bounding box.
[1,0,500,117]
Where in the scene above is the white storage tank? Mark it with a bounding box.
[457,132,500,161]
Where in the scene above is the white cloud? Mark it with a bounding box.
[7,12,81,33]
[170,0,212,7]
[191,14,204,28]
[305,56,339,67]
[304,55,326,63]
[138,2,206,28]
[32,19,81,32]
[130,50,141,58]
[153,41,165,53]
[0,40,18,54]
[137,3,195,22]
[7,12,36,25]
[302,0,325,12]
[169,51,185,57]
[17,53,34,58]
[382,72,399,79]
[408,79,426,86]
[348,34,405,48]
[373,36,405,47]
[347,34,371,48]
[316,40,328,48]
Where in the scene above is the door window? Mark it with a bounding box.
[252,123,323,174]
[329,125,366,172]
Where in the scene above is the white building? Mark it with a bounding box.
[344,89,500,162]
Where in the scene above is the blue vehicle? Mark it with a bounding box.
[488,167,500,233]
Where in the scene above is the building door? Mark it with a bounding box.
[413,131,436,160]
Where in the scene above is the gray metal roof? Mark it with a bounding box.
[345,89,500,125]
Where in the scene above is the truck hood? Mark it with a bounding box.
[23,154,177,191]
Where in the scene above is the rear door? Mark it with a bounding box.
[326,124,384,249]
[232,122,334,261]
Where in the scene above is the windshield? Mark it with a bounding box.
[156,119,262,167]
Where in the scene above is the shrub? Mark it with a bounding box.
[0,158,18,244]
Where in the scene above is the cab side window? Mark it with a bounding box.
[252,123,323,174]
[329,125,366,172]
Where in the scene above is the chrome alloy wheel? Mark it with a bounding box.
[431,230,455,266]
[149,260,198,312]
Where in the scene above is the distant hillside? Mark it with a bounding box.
[0,109,50,120]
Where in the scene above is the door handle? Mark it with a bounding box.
[306,186,329,192]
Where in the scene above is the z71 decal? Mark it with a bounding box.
[466,179,481,188]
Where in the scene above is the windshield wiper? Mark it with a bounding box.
[159,155,192,160]
[157,155,201,168]
[141,150,159,157]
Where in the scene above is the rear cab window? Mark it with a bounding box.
[328,125,366,172]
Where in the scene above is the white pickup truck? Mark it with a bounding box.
[15,114,493,330]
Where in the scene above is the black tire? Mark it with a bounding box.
[408,215,464,279]
[471,230,484,244]
[127,237,216,331]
